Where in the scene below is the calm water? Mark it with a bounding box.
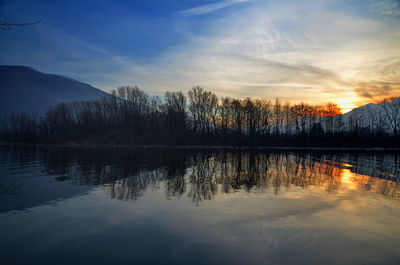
[0,146,399,265]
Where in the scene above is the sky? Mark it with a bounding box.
[1,0,399,112]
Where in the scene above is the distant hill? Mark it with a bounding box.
[342,99,398,119]
[0,66,108,116]
[340,97,400,133]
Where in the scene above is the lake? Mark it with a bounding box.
[0,145,399,265]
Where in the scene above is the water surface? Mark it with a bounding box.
[0,146,399,265]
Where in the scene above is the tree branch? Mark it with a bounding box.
[0,19,41,30]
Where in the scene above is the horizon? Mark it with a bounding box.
[0,64,389,114]
[1,0,399,113]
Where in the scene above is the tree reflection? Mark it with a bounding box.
[1,146,399,203]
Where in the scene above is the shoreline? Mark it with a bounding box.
[1,142,400,152]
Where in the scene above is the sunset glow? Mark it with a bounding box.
[339,104,357,114]
[333,93,363,113]
[1,0,399,104]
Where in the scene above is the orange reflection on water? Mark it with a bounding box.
[341,163,354,168]
[338,168,400,200]
[103,152,400,202]
[341,169,357,190]
[324,160,354,168]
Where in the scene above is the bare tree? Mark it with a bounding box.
[164,91,187,133]
[0,4,41,30]
[380,97,400,136]
[0,19,41,30]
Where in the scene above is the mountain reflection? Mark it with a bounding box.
[1,146,399,204]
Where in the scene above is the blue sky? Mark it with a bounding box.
[1,0,399,111]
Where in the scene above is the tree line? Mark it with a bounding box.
[0,86,399,146]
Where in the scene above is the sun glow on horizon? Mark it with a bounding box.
[339,103,357,114]
[334,93,361,113]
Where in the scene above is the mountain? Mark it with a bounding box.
[343,99,396,119]
[340,97,400,133]
[0,66,108,116]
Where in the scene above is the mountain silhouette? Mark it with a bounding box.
[0,65,107,115]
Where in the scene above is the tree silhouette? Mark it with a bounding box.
[0,85,399,147]
[0,3,41,30]
[380,97,400,136]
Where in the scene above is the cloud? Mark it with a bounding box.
[353,81,400,99]
[98,0,399,104]
[2,0,400,107]
[173,0,400,104]
[347,59,400,100]
[374,0,400,16]
[179,0,251,16]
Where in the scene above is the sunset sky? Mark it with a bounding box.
[1,0,399,112]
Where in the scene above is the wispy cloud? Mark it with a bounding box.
[354,81,400,99]
[2,0,399,107]
[374,0,400,16]
[158,0,400,105]
[179,0,251,16]
[350,59,400,99]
